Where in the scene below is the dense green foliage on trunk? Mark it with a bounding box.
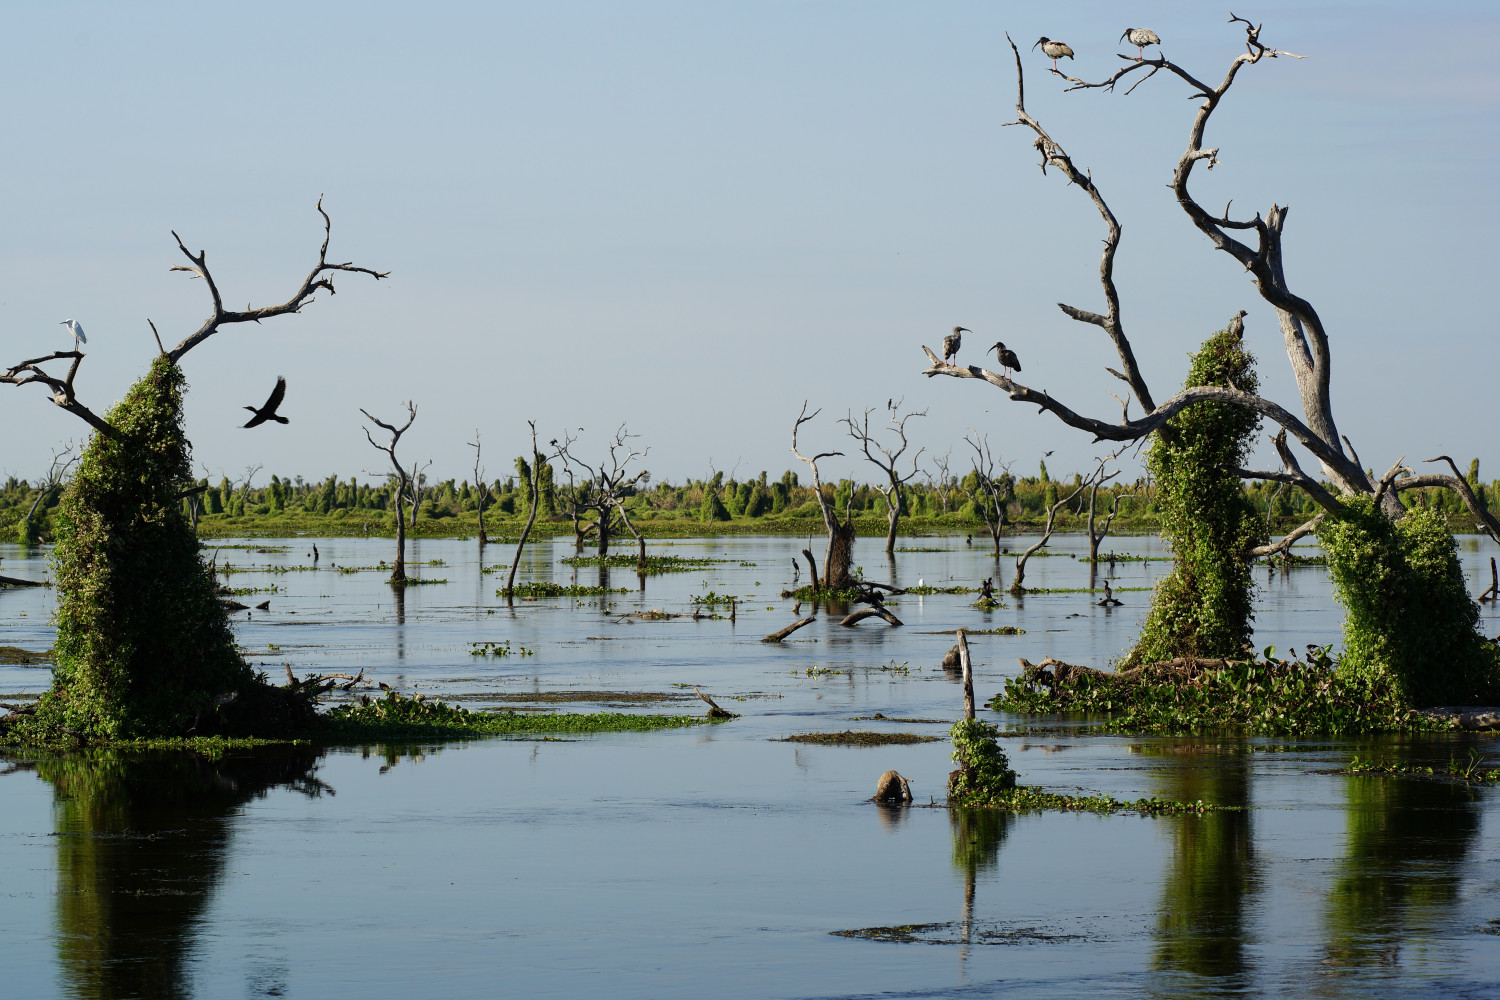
[1124,329,1265,668]
[17,360,257,740]
[1320,496,1500,706]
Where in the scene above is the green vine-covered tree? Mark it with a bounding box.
[1,201,384,741]
[1124,329,1265,668]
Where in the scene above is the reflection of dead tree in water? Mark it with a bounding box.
[361,402,417,585]
[791,403,856,590]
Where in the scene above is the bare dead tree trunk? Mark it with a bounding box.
[1011,476,1092,596]
[362,403,417,585]
[842,401,926,555]
[1085,474,1130,564]
[792,403,856,589]
[962,432,1012,558]
[957,630,975,720]
[469,430,489,550]
[505,421,546,599]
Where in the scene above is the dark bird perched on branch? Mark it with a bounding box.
[242,376,289,428]
[943,326,969,365]
[1033,37,1074,70]
[1227,309,1247,343]
[1119,27,1160,59]
[989,341,1022,377]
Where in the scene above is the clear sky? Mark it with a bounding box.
[2,2,1496,489]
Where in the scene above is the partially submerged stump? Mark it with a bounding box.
[763,616,816,642]
[873,769,913,803]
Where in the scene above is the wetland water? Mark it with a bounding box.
[3,532,1500,998]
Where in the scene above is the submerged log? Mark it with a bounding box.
[763,616,816,642]
[694,686,738,718]
[839,607,903,627]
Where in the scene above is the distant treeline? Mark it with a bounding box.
[2,458,1495,542]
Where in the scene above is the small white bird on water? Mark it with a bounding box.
[60,319,86,349]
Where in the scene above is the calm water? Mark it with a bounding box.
[3,532,1500,999]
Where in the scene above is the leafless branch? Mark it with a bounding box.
[1002,33,1155,415]
[1249,513,1325,558]
[1,350,116,437]
[166,198,388,363]
[842,402,926,553]
[362,402,416,583]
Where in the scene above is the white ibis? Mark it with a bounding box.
[59,319,86,350]
[1227,310,1246,342]
[243,376,289,428]
[1033,37,1074,70]
[943,326,969,365]
[1119,28,1160,59]
[989,341,1022,377]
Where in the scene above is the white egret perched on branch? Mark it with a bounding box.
[59,319,86,350]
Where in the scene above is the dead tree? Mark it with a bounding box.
[842,400,926,553]
[921,24,1500,548]
[555,425,650,561]
[791,403,856,590]
[404,458,431,531]
[468,430,490,549]
[961,432,1013,558]
[921,25,1500,544]
[1085,472,1134,587]
[503,421,554,598]
[362,403,417,585]
[17,441,79,542]
[925,448,957,515]
[1011,471,1093,596]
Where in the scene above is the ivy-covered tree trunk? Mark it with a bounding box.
[1320,499,1500,706]
[20,361,263,739]
[1123,329,1266,668]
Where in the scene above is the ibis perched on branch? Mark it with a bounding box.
[1119,27,1160,59]
[943,326,969,365]
[990,342,1022,377]
[1033,37,1074,70]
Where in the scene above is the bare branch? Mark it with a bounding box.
[1249,513,1325,558]
[1,350,117,437]
[1003,33,1155,414]
[167,198,389,363]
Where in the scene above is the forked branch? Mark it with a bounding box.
[167,198,388,363]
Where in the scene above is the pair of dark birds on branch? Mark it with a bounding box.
[943,326,1022,377]
[1032,27,1160,69]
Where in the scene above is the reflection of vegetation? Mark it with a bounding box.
[1345,748,1500,784]
[1322,775,1479,973]
[1150,751,1256,984]
[950,807,1011,877]
[30,746,327,1000]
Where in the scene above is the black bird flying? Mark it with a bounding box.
[243,376,289,428]
[989,341,1022,377]
[943,326,969,365]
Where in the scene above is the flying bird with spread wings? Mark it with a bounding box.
[243,377,289,428]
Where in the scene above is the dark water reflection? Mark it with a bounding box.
[7,748,329,1000]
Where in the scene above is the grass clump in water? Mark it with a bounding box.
[323,690,716,738]
[499,582,629,598]
[992,646,1452,735]
[779,731,939,746]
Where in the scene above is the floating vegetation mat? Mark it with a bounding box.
[0,647,52,666]
[831,921,1087,945]
[557,554,727,573]
[778,730,940,746]
[488,690,694,705]
[500,582,630,598]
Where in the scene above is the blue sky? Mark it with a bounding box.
[2,2,1496,488]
